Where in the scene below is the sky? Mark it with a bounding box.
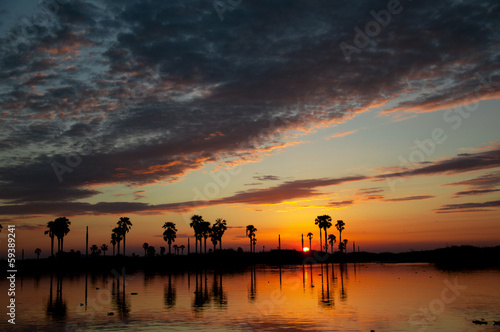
[0,0,499,258]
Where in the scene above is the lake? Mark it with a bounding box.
[1,263,499,331]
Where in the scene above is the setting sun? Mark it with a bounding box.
[303,247,310,252]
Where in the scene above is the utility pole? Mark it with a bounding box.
[278,234,281,250]
[86,226,89,259]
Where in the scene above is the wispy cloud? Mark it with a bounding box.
[435,200,500,213]
[327,130,357,139]
[384,195,435,202]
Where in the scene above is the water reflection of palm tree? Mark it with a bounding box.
[164,273,176,308]
[193,270,211,312]
[46,273,67,321]
[112,270,130,320]
[212,270,227,308]
[319,263,334,308]
[339,263,347,302]
[248,265,257,301]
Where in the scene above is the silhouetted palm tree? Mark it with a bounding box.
[190,215,204,254]
[112,227,124,255]
[90,244,99,256]
[147,246,156,257]
[199,221,211,254]
[101,244,108,256]
[110,232,118,256]
[117,217,132,256]
[246,225,257,253]
[35,248,41,259]
[180,245,185,255]
[160,246,166,256]
[315,215,331,253]
[173,244,179,255]
[53,217,71,253]
[335,220,345,253]
[210,231,218,252]
[343,239,348,254]
[162,222,177,254]
[328,234,336,254]
[44,220,55,258]
[142,243,149,257]
[213,218,227,250]
[252,237,257,253]
[307,232,313,250]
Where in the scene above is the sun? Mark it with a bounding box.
[303,247,310,252]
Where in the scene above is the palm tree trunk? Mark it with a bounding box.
[204,237,207,254]
[113,245,115,256]
[309,238,312,251]
[195,238,198,254]
[249,237,252,253]
[324,229,328,253]
[123,235,126,256]
[339,231,342,253]
[61,237,64,252]
[219,239,222,250]
[213,243,216,252]
[319,228,322,253]
[169,242,171,254]
[50,235,54,258]
[117,241,121,256]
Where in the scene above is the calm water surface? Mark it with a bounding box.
[1,263,499,331]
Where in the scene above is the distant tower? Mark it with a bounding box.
[86,226,89,258]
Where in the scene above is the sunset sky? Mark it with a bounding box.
[1,0,499,258]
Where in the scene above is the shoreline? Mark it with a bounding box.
[2,245,499,275]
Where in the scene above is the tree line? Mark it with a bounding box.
[32,214,348,258]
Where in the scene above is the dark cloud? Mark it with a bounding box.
[435,200,500,213]
[445,172,500,189]
[0,176,366,216]
[379,149,500,179]
[384,195,435,202]
[453,189,500,198]
[328,200,354,207]
[254,175,281,181]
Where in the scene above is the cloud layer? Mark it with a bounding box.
[0,1,499,217]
